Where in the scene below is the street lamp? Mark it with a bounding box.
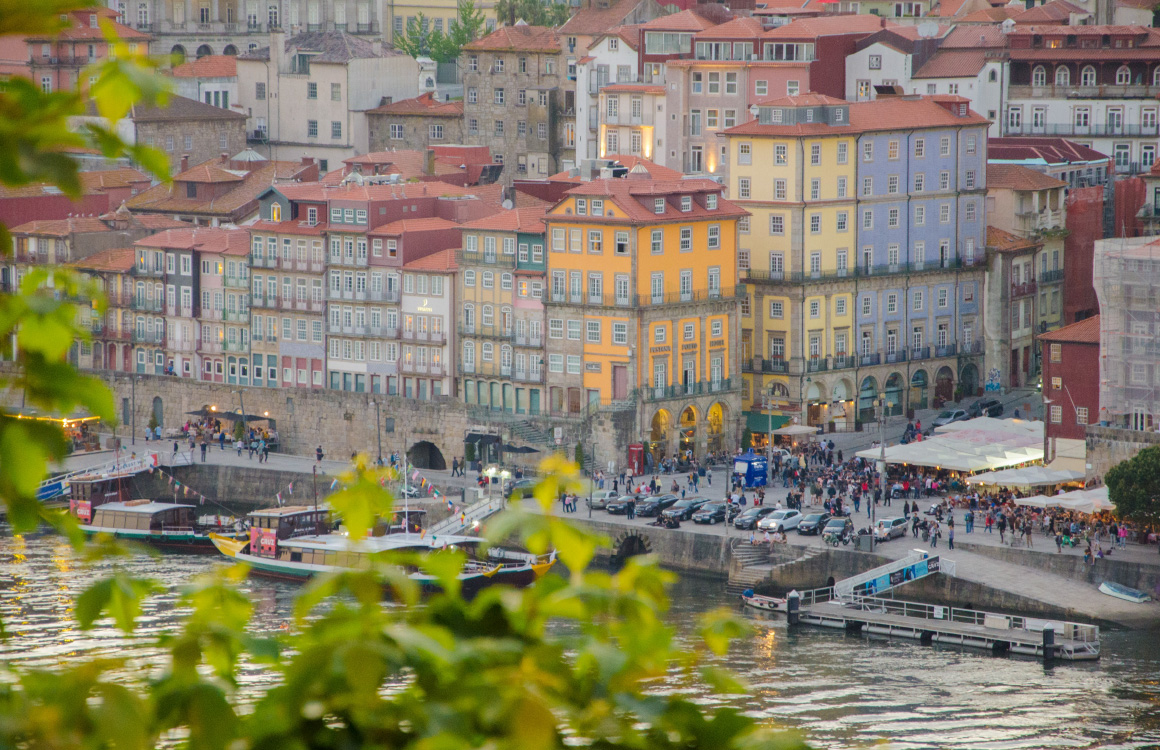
[374,401,383,465]
[872,390,892,553]
[499,468,511,508]
[130,375,142,445]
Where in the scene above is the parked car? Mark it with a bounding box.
[756,509,803,533]
[821,516,854,538]
[605,495,639,515]
[661,498,710,521]
[636,494,680,517]
[932,409,969,428]
[733,506,777,530]
[504,478,537,500]
[586,490,620,510]
[969,399,1004,418]
[691,502,728,524]
[796,512,832,535]
[873,517,909,541]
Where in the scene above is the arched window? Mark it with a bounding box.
[463,341,474,365]
[501,306,512,332]
[1116,65,1131,85]
[1054,66,1069,86]
[500,345,512,368]
[988,69,998,82]
[481,342,494,362]
[1082,65,1096,86]
[482,304,494,326]
[1032,65,1046,86]
[463,303,475,328]
[267,3,279,28]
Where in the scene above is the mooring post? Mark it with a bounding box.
[787,590,800,626]
[1042,625,1056,664]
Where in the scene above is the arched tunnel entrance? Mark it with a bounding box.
[407,440,446,470]
[612,532,652,568]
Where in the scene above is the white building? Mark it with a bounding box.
[575,27,643,164]
[169,54,239,111]
[236,30,418,172]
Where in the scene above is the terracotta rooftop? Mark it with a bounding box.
[912,50,989,79]
[9,216,115,237]
[101,93,248,123]
[170,54,237,78]
[559,0,645,37]
[248,220,329,236]
[402,247,457,272]
[462,206,548,233]
[695,16,764,40]
[370,217,461,235]
[592,25,642,51]
[71,247,137,273]
[134,226,248,254]
[754,92,847,107]
[940,24,1007,48]
[726,95,990,136]
[600,83,665,94]
[239,31,400,62]
[78,168,152,191]
[547,155,685,182]
[1038,315,1101,344]
[464,24,561,52]
[1012,0,1088,22]
[273,180,491,204]
[987,164,1068,191]
[959,6,1020,21]
[639,9,717,32]
[32,7,149,41]
[988,137,1110,165]
[126,157,315,218]
[551,177,747,224]
[762,14,887,38]
[986,226,1040,253]
[366,91,463,117]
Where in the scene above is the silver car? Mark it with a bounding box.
[756,509,802,533]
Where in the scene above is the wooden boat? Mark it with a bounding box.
[76,499,236,552]
[211,506,554,596]
[740,589,787,613]
[1098,581,1152,603]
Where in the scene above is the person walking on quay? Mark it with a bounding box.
[218,430,225,451]
[912,513,920,538]
[997,514,1007,544]
[260,439,269,463]
[199,435,208,463]
[1056,531,1064,553]
[451,457,460,477]
[1024,519,1033,548]
[316,445,324,464]
[626,497,636,520]
[965,509,974,534]
[706,467,712,487]
[947,519,955,550]
[930,520,940,549]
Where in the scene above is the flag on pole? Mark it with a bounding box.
[276,492,283,506]
[447,497,454,510]
[330,479,339,490]
[288,482,294,495]
[412,470,420,481]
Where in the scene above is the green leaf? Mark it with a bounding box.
[417,548,467,599]
[75,572,159,632]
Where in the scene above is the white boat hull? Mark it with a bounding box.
[1099,582,1152,603]
[741,593,787,612]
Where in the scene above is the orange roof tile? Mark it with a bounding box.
[170,54,237,78]
[78,168,152,191]
[248,220,330,236]
[695,16,764,40]
[71,247,137,273]
[464,24,561,52]
[36,7,150,41]
[370,217,462,235]
[10,216,114,236]
[274,180,480,203]
[127,158,313,218]
[462,206,548,233]
[1038,315,1101,344]
[134,227,247,254]
[986,226,1041,253]
[762,14,886,38]
[912,50,988,79]
[366,91,463,117]
[550,177,747,224]
[600,83,665,94]
[559,0,646,37]
[987,164,1068,191]
[725,96,990,137]
[403,248,457,272]
[639,9,717,32]
[547,155,684,182]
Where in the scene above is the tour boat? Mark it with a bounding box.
[210,505,555,596]
[1098,581,1153,604]
[76,499,232,552]
[741,589,787,613]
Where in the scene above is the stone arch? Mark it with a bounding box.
[649,408,671,461]
[408,440,446,471]
[858,375,878,423]
[151,396,164,430]
[832,377,855,428]
[768,381,790,398]
[910,369,929,411]
[884,372,904,417]
[196,43,213,58]
[805,379,824,402]
[960,363,979,397]
[222,44,238,55]
[706,402,727,453]
[678,405,697,458]
[935,366,955,404]
[612,531,652,567]
[171,44,186,63]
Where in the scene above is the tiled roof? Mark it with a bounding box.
[124,93,247,123]
[129,213,190,229]
[402,247,457,272]
[559,0,645,36]
[639,9,717,32]
[547,155,684,182]
[239,31,399,62]
[370,217,461,235]
[177,162,246,184]
[134,226,247,253]
[71,247,137,273]
[551,177,747,224]
[273,180,479,203]
[987,164,1068,191]
[592,25,642,51]
[986,226,1040,253]
[695,16,764,40]
[726,95,990,136]
[912,50,988,79]
[366,91,463,117]
[126,158,313,217]
[762,14,886,38]
[462,206,548,233]
[464,24,561,52]
[940,24,1007,48]
[170,54,237,78]
[38,8,149,41]
[78,168,152,191]
[1012,0,1087,22]
[959,7,1020,22]
[988,137,1110,165]
[10,216,114,237]
[248,220,329,236]
[754,92,847,107]
[1038,315,1101,344]
[600,83,665,93]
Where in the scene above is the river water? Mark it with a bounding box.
[2,528,1159,750]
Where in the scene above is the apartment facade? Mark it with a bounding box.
[541,176,745,460]
[71,248,138,373]
[721,94,988,433]
[399,250,456,400]
[1039,315,1101,440]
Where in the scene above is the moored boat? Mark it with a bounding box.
[76,499,236,552]
[1098,581,1152,603]
[741,589,787,613]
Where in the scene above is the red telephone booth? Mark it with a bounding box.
[627,444,644,475]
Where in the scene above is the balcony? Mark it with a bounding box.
[1011,280,1038,298]
[513,369,545,383]
[133,265,164,278]
[1017,208,1065,233]
[859,353,881,367]
[98,328,132,341]
[399,359,438,375]
[132,297,164,312]
[458,324,509,341]
[402,328,444,342]
[1040,269,1065,284]
[644,378,736,402]
[292,298,324,313]
[1008,83,1160,102]
[910,346,931,361]
[250,254,279,269]
[514,335,543,348]
[547,286,743,308]
[459,362,476,374]
[885,349,907,364]
[223,340,247,353]
[744,259,983,285]
[961,340,984,355]
[202,308,223,321]
[934,343,958,358]
[806,358,828,373]
[832,355,853,370]
[168,337,196,352]
[223,275,248,289]
[328,322,366,335]
[742,357,789,374]
[366,287,400,303]
[197,339,222,354]
[104,291,132,307]
[223,309,249,323]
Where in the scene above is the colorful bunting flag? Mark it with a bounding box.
[276,492,283,506]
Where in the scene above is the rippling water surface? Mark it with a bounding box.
[2,528,1159,749]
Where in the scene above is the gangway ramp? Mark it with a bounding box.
[427,496,506,537]
[833,552,953,599]
[37,453,169,502]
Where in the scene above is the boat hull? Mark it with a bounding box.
[1098,581,1152,603]
[741,592,787,612]
[79,526,223,553]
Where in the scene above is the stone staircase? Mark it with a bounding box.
[508,420,552,447]
[725,541,823,596]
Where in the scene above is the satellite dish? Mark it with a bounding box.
[501,199,514,210]
[917,21,940,38]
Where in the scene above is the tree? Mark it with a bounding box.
[393,12,432,58]
[574,441,585,466]
[397,0,486,64]
[495,0,572,27]
[741,428,753,451]
[1106,444,1160,525]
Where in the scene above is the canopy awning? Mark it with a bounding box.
[185,408,272,422]
[746,412,791,433]
[1009,486,1113,514]
[465,432,501,445]
[772,424,819,436]
[856,418,1045,472]
[966,466,1086,489]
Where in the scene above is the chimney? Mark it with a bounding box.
[180,154,190,172]
[425,148,436,176]
[301,155,314,167]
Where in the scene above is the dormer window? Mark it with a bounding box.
[654,198,665,214]
[707,193,718,210]
[307,207,317,225]
[89,14,97,27]
[330,207,342,223]
[576,198,587,216]
[681,196,692,212]
[835,107,845,122]
[592,199,604,216]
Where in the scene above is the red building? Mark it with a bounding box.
[1039,315,1101,441]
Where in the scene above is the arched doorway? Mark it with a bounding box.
[910,370,929,411]
[408,441,446,470]
[151,396,164,430]
[884,373,904,417]
[858,376,878,424]
[196,44,213,58]
[935,366,955,404]
[678,406,697,459]
[805,379,825,425]
[222,44,238,55]
[171,44,186,63]
[706,402,726,453]
[612,532,652,568]
[832,378,855,429]
[648,409,671,465]
[960,364,979,398]
[92,344,103,370]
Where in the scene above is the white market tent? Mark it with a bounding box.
[1010,486,1113,514]
[966,465,1086,489]
[855,418,1045,473]
[772,425,819,437]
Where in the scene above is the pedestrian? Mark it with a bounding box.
[1055,532,1063,553]
[707,468,712,486]
[236,437,243,457]
[948,524,955,550]
[997,515,1006,544]
[316,445,324,463]
[452,457,460,477]
[627,498,635,520]
[219,431,225,450]
[200,437,208,463]
[930,521,939,548]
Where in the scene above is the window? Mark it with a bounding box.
[1050,343,1061,362]
[654,325,666,344]
[307,120,318,138]
[836,298,847,316]
[1076,407,1089,425]
[708,224,720,249]
[862,177,873,196]
[888,208,899,228]
[810,143,821,166]
[837,212,848,232]
[837,176,847,198]
[914,138,925,158]
[755,79,767,97]
[810,214,821,234]
[255,82,266,100]
[965,202,976,221]
[837,142,848,164]
[940,203,951,223]
[809,300,820,318]
[774,179,786,200]
[861,296,871,316]
[888,175,899,194]
[862,210,873,230]
[775,144,787,164]
[1055,65,1070,86]
[888,140,899,160]
[1116,65,1131,85]
[738,177,751,199]
[914,173,925,192]
[307,82,317,99]
[587,320,601,343]
[811,180,820,201]
[886,294,897,314]
[863,141,873,162]
[331,82,341,101]
[429,124,444,140]
[913,290,923,311]
[940,137,951,157]
[331,121,342,139]
[654,198,665,214]
[914,205,925,226]
[869,54,881,70]
[1050,405,1062,424]
[769,301,783,319]
[679,227,692,251]
[769,215,784,235]
[937,288,948,309]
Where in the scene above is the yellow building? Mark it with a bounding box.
[385,0,497,43]
[542,172,746,461]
